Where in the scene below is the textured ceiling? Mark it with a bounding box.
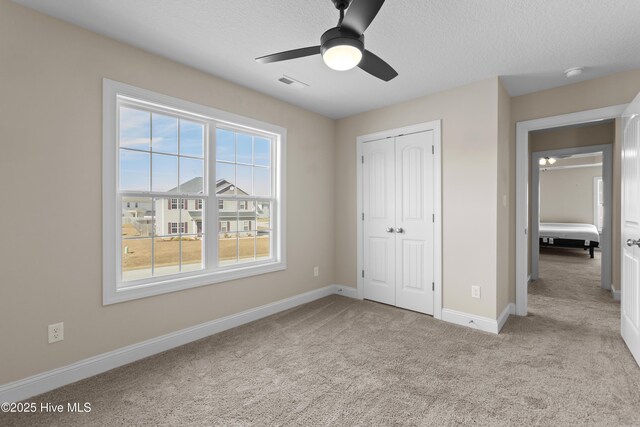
[12,0,640,119]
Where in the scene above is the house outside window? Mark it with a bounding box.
[103,79,286,304]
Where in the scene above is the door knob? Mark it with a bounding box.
[627,239,640,247]
[386,227,394,233]
[395,227,404,234]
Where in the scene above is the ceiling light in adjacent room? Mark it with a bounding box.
[564,67,584,78]
[539,157,557,166]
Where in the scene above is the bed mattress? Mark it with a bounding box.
[539,222,600,243]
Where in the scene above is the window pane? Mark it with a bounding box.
[180,157,204,193]
[152,114,178,155]
[154,198,190,235]
[122,197,154,238]
[254,137,271,166]
[237,133,252,164]
[122,238,152,282]
[120,106,150,151]
[256,231,271,261]
[181,235,203,272]
[154,236,180,277]
[183,198,204,236]
[216,162,236,195]
[219,199,237,233]
[254,167,271,197]
[257,201,271,230]
[238,200,256,236]
[239,234,255,264]
[120,149,150,192]
[219,232,237,266]
[216,128,235,162]
[152,153,179,192]
[180,120,204,158]
[236,165,252,195]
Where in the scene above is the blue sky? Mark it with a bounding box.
[119,106,271,196]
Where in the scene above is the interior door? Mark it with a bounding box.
[362,138,396,305]
[395,132,435,314]
[621,92,640,367]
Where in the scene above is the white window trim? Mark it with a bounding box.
[103,79,287,305]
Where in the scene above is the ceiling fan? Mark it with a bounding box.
[255,0,398,82]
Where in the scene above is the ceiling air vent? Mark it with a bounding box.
[277,75,309,89]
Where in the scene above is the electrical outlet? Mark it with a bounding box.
[48,322,64,343]
[471,286,481,299]
[313,266,319,277]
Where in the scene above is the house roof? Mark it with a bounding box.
[169,177,249,196]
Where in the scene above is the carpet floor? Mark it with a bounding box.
[3,248,640,426]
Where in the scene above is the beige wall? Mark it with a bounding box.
[510,69,640,300]
[539,166,602,224]
[496,80,512,316]
[335,77,502,319]
[530,122,615,152]
[0,0,336,384]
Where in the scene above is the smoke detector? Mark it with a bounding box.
[277,75,309,89]
[564,67,584,78]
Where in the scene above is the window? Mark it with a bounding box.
[594,176,604,233]
[169,199,185,210]
[103,79,286,304]
[216,127,275,266]
[168,222,188,235]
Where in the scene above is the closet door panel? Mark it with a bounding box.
[395,131,435,314]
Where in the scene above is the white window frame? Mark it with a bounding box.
[103,79,286,305]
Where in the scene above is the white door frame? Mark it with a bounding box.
[356,121,443,319]
[530,144,612,290]
[516,105,627,315]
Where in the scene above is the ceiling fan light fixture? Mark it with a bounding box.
[320,30,364,71]
[322,44,363,70]
[539,158,547,166]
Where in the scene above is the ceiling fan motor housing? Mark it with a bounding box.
[320,27,364,56]
[331,0,351,10]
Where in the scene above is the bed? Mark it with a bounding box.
[539,222,600,258]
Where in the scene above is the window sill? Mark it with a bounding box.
[103,261,286,305]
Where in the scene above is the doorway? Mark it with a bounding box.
[356,121,442,318]
[530,143,612,291]
[515,104,627,315]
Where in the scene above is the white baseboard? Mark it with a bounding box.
[497,303,516,332]
[442,303,515,335]
[331,284,360,299]
[0,285,347,403]
[611,283,621,301]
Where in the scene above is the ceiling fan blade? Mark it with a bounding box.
[255,46,321,64]
[340,0,386,35]
[358,50,397,81]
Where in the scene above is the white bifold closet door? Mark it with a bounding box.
[362,131,435,315]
